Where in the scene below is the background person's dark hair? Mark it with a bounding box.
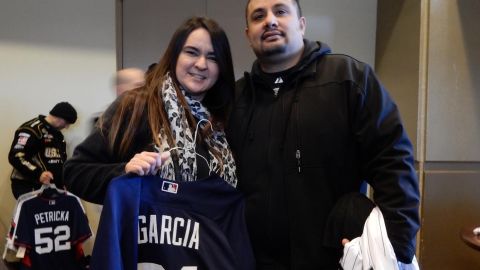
[245,0,302,25]
[104,17,235,159]
[146,63,157,75]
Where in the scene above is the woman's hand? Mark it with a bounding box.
[125,151,171,176]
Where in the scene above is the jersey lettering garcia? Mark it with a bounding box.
[138,214,200,250]
[91,175,255,270]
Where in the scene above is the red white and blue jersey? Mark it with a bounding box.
[91,174,255,270]
[12,192,92,270]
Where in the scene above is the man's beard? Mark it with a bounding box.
[259,43,286,57]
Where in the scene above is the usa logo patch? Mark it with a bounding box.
[161,181,178,194]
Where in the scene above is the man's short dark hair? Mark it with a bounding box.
[49,102,77,124]
[245,0,302,26]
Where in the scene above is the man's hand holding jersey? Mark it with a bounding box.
[39,171,54,184]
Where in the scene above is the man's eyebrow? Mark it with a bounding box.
[249,4,289,16]
[273,3,289,10]
[250,7,265,15]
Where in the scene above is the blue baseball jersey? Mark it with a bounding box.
[12,192,92,270]
[91,174,255,270]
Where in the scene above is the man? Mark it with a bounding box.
[115,67,146,96]
[91,68,146,128]
[227,0,420,269]
[9,102,77,199]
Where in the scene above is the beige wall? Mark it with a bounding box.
[377,0,480,268]
[426,0,480,161]
[421,0,480,268]
[375,0,420,149]
[122,0,378,79]
[0,0,117,254]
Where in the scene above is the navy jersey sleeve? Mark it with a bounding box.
[90,176,141,270]
[13,197,36,249]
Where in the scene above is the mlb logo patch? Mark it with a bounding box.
[161,181,179,194]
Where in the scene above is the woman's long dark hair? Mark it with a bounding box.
[103,17,235,159]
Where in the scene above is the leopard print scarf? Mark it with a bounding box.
[157,74,237,187]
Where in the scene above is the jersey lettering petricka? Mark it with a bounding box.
[12,192,92,270]
[91,174,255,270]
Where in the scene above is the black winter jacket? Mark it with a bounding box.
[63,102,152,204]
[9,115,67,187]
[227,40,420,269]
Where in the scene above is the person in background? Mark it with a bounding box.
[115,67,146,96]
[227,0,420,269]
[8,102,77,199]
[146,63,158,76]
[91,67,146,128]
[64,16,237,205]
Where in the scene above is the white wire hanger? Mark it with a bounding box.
[39,182,57,192]
[155,118,214,176]
[39,182,66,198]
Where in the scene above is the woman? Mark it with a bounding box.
[66,18,254,269]
[63,16,237,205]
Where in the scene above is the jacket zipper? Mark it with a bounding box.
[294,99,302,174]
[296,149,301,173]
